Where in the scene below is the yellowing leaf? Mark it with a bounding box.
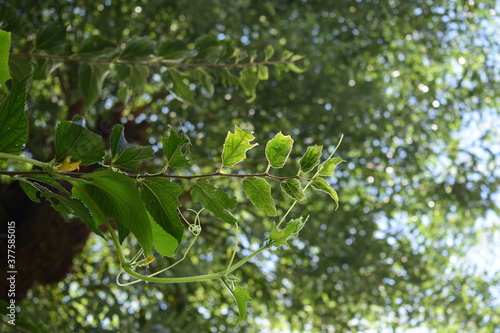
[54,156,81,172]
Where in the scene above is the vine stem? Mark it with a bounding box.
[0,169,313,182]
[0,152,48,168]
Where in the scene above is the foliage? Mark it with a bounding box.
[1,0,500,332]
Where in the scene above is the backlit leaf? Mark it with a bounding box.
[229,286,253,326]
[265,132,293,169]
[299,145,323,173]
[319,157,345,176]
[280,178,307,202]
[0,29,11,84]
[110,124,154,170]
[221,126,258,168]
[268,218,305,248]
[311,177,339,209]
[242,178,277,216]
[0,76,29,156]
[149,212,179,257]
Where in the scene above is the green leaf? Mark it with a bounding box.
[264,45,274,60]
[242,178,277,216]
[239,66,259,102]
[196,68,214,95]
[161,128,191,168]
[72,169,153,254]
[77,35,116,58]
[280,178,307,202]
[118,36,155,62]
[311,178,339,209]
[269,218,305,248]
[54,116,105,165]
[8,57,32,83]
[34,22,66,52]
[139,178,184,242]
[257,65,269,80]
[167,68,195,103]
[0,76,29,156]
[157,40,191,60]
[79,62,109,108]
[0,29,11,84]
[265,132,294,169]
[110,124,154,170]
[228,286,253,326]
[191,178,238,224]
[221,126,258,168]
[149,212,179,257]
[299,145,323,173]
[319,157,345,176]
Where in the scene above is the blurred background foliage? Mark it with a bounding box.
[0,0,499,332]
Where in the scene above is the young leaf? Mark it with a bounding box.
[265,132,293,169]
[239,66,259,102]
[0,76,29,156]
[0,29,11,84]
[110,124,154,170]
[228,286,253,326]
[149,212,180,257]
[72,169,153,254]
[299,145,323,173]
[157,40,192,60]
[242,178,277,216]
[34,22,66,52]
[79,63,109,108]
[280,178,307,202]
[221,126,258,168]
[311,178,339,209]
[161,128,191,169]
[118,36,155,62]
[139,178,184,242]
[167,68,195,103]
[191,178,238,224]
[264,45,274,60]
[54,117,105,165]
[319,157,345,176]
[268,218,305,248]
